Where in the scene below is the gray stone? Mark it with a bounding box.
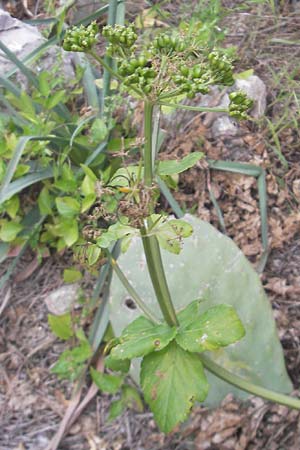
[211,115,239,138]
[44,284,79,315]
[234,75,267,118]
[0,9,74,79]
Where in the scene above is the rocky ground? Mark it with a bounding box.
[0,1,300,449]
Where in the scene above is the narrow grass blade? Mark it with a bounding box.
[265,118,289,169]
[208,160,262,177]
[208,186,226,234]
[74,53,100,112]
[83,141,107,166]
[88,243,119,349]
[70,114,97,147]
[257,171,268,252]
[157,176,184,219]
[0,75,21,97]
[0,167,53,203]
[159,102,228,113]
[0,243,9,264]
[208,159,269,271]
[0,136,56,196]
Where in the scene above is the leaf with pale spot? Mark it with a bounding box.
[141,340,209,433]
[111,316,177,360]
[176,304,245,353]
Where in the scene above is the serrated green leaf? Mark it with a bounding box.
[56,197,81,218]
[177,300,200,328]
[105,355,131,373]
[63,268,82,283]
[111,316,177,360]
[0,221,23,242]
[108,399,125,420]
[90,367,123,394]
[176,304,245,353]
[157,152,204,176]
[48,313,73,340]
[141,340,209,433]
[38,187,53,215]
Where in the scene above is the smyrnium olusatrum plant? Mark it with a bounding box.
[60,21,267,432]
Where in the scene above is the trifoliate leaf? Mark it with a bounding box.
[141,340,209,433]
[176,304,245,353]
[90,367,123,394]
[157,152,204,176]
[111,316,177,360]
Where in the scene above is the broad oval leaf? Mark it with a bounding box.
[141,340,209,433]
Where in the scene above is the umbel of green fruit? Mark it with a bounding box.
[61,23,254,118]
[63,22,98,52]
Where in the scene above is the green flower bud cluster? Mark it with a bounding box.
[153,33,187,54]
[208,51,234,86]
[229,91,253,120]
[63,22,98,52]
[102,24,137,49]
[172,64,211,99]
[118,56,156,94]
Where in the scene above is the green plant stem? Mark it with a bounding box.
[143,101,154,185]
[106,251,160,324]
[142,100,179,327]
[141,232,179,326]
[89,50,122,81]
[89,50,144,98]
[158,102,229,113]
[200,354,300,410]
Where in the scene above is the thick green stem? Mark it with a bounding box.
[107,252,160,324]
[143,101,154,186]
[142,232,179,326]
[201,354,300,410]
[142,101,179,327]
